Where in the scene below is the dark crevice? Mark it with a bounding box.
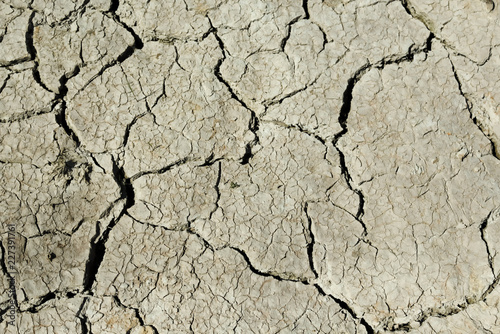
[82,217,120,293]
[66,291,77,298]
[71,219,86,234]
[82,221,103,292]
[302,0,310,20]
[198,153,223,167]
[113,295,145,328]
[0,241,18,316]
[106,1,143,50]
[53,66,82,146]
[189,318,195,334]
[425,32,434,52]
[56,66,80,98]
[25,291,56,313]
[485,0,496,11]
[28,229,62,239]
[161,218,374,333]
[478,210,500,302]
[209,161,222,220]
[0,97,54,123]
[0,306,9,321]
[400,0,412,16]
[314,284,375,334]
[112,157,135,210]
[76,297,90,334]
[492,140,498,158]
[0,73,10,95]
[230,247,286,282]
[280,16,301,52]
[77,23,143,97]
[303,203,318,279]
[108,0,119,13]
[130,156,191,181]
[373,34,433,69]
[0,57,32,67]
[331,38,435,236]
[117,45,141,63]
[83,158,134,292]
[448,56,499,159]
[480,212,495,277]
[185,226,215,252]
[399,0,433,34]
[0,242,13,279]
[333,63,370,146]
[25,12,51,93]
[211,28,260,165]
[332,63,370,229]
[122,112,147,147]
[240,143,254,165]
[54,101,80,146]
[230,246,316,283]
[76,43,137,95]
[481,274,500,303]
[264,77,319,107]
[96,199,121,221]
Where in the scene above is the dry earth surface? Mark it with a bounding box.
[1,0,500,333]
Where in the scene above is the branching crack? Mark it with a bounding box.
[198,152,224,167]
[76,9,144,99]
[83,157,134,292]
[478,208,500,301]
[113,295,143,325]
[229,245,373,333]
[122,112,147,148]
[25,291,56,313]
[82,221,104,293]
[480,212,495,277]
[332,62,370,233]
[153,214,377,333]
[331,34,434,237]
[211,27,260,165]
[105,1,143,50]
[448,55,499,159]
[76,297,91,334]
[314,284,375,334]
[384,210,500,332]
[54,66,82,146]
[229,246,310,284]
[399,0,435,36]
[280,16,302,52]
[25,11,51,93]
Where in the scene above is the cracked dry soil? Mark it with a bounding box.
[1,0,500,333]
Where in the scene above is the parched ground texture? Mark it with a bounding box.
[1,0,500,333]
